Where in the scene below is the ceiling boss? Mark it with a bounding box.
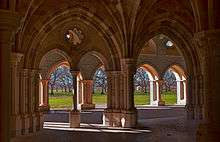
[65,26,84,46]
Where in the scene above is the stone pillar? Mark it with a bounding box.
[0,10,20,141]
[10,53,23,136]
[194,30,220,141]
[157,80,165,106]
[104,71,122,127]
[40,79,50,110]
[176,80,186,105]
[121,59,137,127]
[149,80,159,105]
[19,69,44,135]
[104,59,137,128]
[69,70,80,128]
[19,69,30,135]
[80,80,95,110]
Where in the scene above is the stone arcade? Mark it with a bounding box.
[0,0,220,142]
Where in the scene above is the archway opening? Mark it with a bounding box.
[162,65,187,106]
[92,66,107,108]
[134,65,159,106]
[48,65,73,110]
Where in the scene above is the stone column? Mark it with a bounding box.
[10,53,23,136]
[120,59,137,127]
[0,10,20,141]
[104,71,122,127]
[149,80,159,105]
[40,79,50,110]
[176,80,186,105]
[80,80,95,110]
[194,30,220,141]
[69,70,80,128]
[19,69,30,135]
[157,80,165,106]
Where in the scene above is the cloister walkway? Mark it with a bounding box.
[11,106,196,142]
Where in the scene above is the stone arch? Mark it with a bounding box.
[138,64,160,81]
[133,18,202,116]
[38,48,72,78]
[37,48,73,109]
[77,51,110,80]
[134,18,201,77]
[163,64,187,105]
[162,63,187,79]
[135,64,160,106]
[22,7,122,71]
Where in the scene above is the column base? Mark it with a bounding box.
[196,123,220,142]
[177,100,186,105]
[81,103,95,110]
[39,105,50,112]
[103,109,121,127]
[10,114,22,137]
[158,100,165,106]
[21,114,30,135]
[103,108,137,128]
[69,110,80,128]
[121,109,137,128]
[32,112,44,132]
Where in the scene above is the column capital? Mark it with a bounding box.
[0,10,21,31]
[121,58,136,74]
[10,52,23,64]
[105,70,122,76]
[70,70,80,77]
[80,80,93,84]
[41,79,49,84]
[155,79,164,84]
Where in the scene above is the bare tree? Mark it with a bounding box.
[134,68,149,93]
[163,70,176,92]
[49,66,73,94]
[93,67,107,94]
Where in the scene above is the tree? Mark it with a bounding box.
[49,66,73,94]
[93,67,107,94]
[49,67,63,95]
[163,70,176,92]
[133,68,149,93]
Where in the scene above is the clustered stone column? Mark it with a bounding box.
[0,10,20,141]
[80,80,95,110]
[69,70,80,128]
[10,53,23,136]
[39,79,50,110]
[104,59,137,127]
[9,66,44,137]
[194,30,220,141]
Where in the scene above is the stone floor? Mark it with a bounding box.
[11,106,197,142]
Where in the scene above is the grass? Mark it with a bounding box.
[48,91,177,109]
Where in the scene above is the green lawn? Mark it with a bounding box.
[49,91,177,109]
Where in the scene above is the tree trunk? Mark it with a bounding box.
[51,86,54,95]
[101,87,104,94]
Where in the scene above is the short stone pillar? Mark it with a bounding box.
[40,79,50,110]
[80,80,95,110]
[69,110,80,128]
